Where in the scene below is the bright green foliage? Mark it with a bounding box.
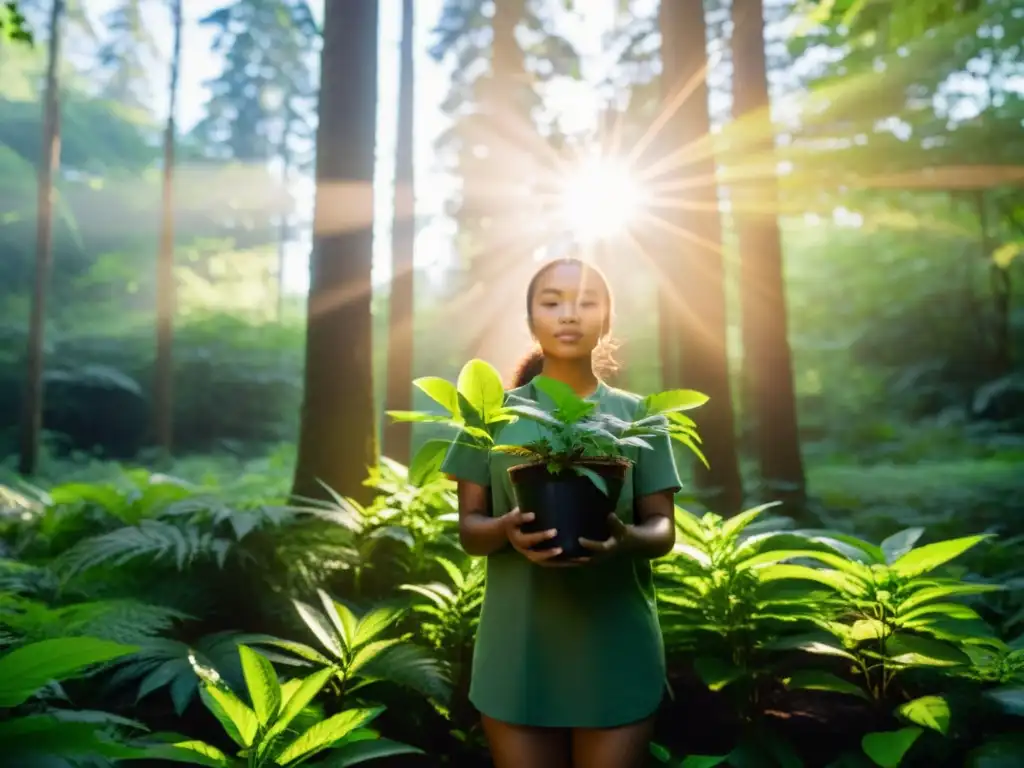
[261,590,451,706]
[389,358,710,493]
[0,636,151,763]
[146,644,422,767]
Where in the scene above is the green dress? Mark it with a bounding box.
[440,381,682,728]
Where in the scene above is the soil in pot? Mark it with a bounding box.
[508,458,629,560]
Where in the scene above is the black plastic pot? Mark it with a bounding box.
[508,459,629,560]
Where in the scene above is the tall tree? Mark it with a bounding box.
[18,0,63,476]
[153,0,183,458]
[429,0,578,374]
[731,0,805,503]
[95,0,157,111]
[383,0,416,465]
[658,0,744,513]
[291,0,378,503]
[193,0,318,250]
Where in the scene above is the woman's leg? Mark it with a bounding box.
[481,714,571,768]
[570,717,655,768]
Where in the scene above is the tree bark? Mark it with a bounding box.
[658,0,744,514]
[383,0,416,465]
[18,0,63,477]
[732,0,806,505]
[153,0,182,459]
[292,0,379,504]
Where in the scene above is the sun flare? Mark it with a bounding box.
[559,156,644,242]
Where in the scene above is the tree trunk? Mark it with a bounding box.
[153,0,182,459]
[466,0,533,373]
[658,0,744,514]
[731,0,806,505]
[383,0,415,466]
[292,0,379,504]
[18,0,63,477]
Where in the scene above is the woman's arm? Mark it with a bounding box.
[624,489,676,559]
[455,479,511,556]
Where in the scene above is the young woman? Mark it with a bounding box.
[441,257,681,768]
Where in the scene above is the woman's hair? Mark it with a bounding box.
[510,257,618,388]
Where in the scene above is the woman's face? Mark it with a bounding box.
[529,261,609,362]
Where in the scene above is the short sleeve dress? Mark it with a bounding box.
[440,380,682,728]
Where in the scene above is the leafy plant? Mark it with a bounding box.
[765,527,1006,764]
[388,358,710,493]
[148,644,422,767]
[0,636,150,765]
[656,503,835,696]
[260,589,450,706]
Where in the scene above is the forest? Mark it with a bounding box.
[0,0,1022,765]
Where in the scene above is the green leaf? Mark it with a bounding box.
[861,727,922,767]
[199,684,258,748]
[0,637,139,708]
[784,670,868,699]
[264,666,336,744]
[897,583,1003,614]
[574,465,609,495]
[642,389,709,416]
[721,502,782,539]
[295,598,345,657]
[140,740,234,768]
[353,606,405,646]
[759,564,868,596]
[412,376,460,415]
[238,645,281,726]
[384,411,453,424]
[457,359,505,422]
[693,656,744,691]
[505,404,562,428]
[408,440,450,487]
[897,696,950,734]
[881,528,925,564]
[984,686,1024,717]
[277,707,383,764]
[885,634,969,667]
[890,535,992,578]
[316,737,425,767]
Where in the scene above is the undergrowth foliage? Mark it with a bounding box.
[0,457,1022,767]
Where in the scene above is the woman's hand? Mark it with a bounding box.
[502,507,567,565]
[575,514,634,563]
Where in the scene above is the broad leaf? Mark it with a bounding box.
[264,666,336,743]
[276,707,383,764]
[891,535,992,578]
[412,376,460,416]
[316,737,425,767]
[408,440,450,487]
[880,528,925,564]
[294,599,345,658]
[0,637,139,708]
[897,696,950,734]
[784,670,868,699]
[456,359,505,422]
[238,645,281,726]
[885,634,969,667]
[642,389,709,415]
[574,465,609,495]
[141,740,234,768]
[861,727,922,768]
[721,502,782,540]
[199,685,258,748]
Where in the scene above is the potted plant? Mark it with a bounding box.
[388,359,709,559]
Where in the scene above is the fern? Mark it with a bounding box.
[56,520,235,577]
[105,630,273,716]
[0,595,186,646]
